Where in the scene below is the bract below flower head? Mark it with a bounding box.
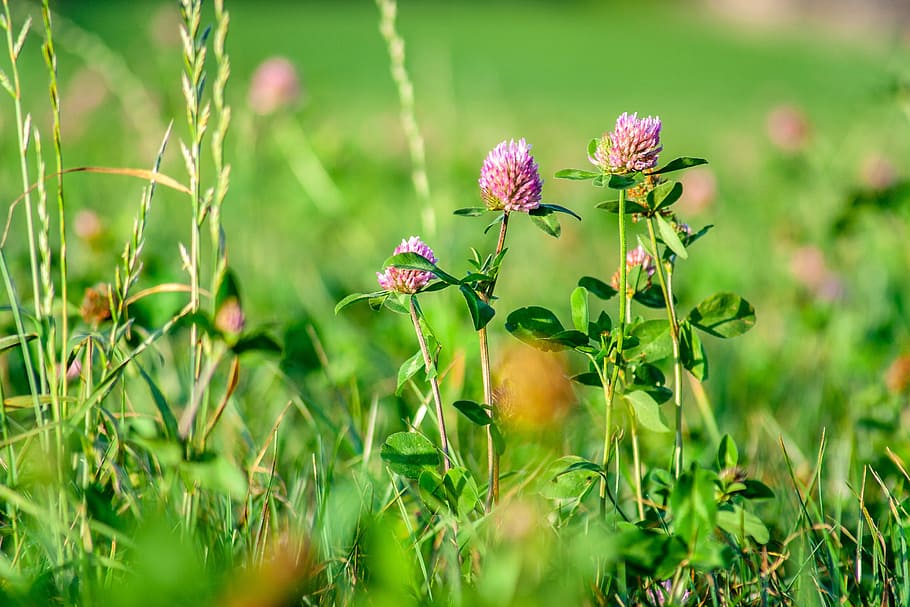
[591,112,662,174]
[377,236,437,294]
[479,138,543,213]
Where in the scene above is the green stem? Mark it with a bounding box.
[480,212,509,510]
[645,217,684,478]
[409,297,450,473]
[600,187,628,516]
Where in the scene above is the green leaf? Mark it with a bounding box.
[607,174,639,190]
[595,198,649,214]
[624,319,672,362]
[443,467,481,517]
[741,480,775,500]
[570,286,589,332]
[384,252,460,285]
[335,290,387,314]
[538,456,599,500]
[459,285,495,330]
[380,432,440,479]
[538,203,582,221]
[670,467,718,543]
[453,400,491,426]
[579,276,617,300]
[679,321,708,380]
[655,214,688,259]
[505,306,568,351]
[688,292,756,338]
[571,372,602,387]
[0,332,37,354]
[554,168,600,180]
[418,470,448,513]
[624,390,670,433]
[588,310,612,340]
[717,506,770,545]
[484,213,505,234]
[396,350,424,395]
[136,364,179,441]
[454,207,487,216]
[633,284,667,309]
[232,332,282,355]
[587,138,599,160]
[647,181,683,211]
[653,157,708,175]
[180,455,247,499]
[382,292,411,315]
[215,268,242,311]
[546,330,590,349]
[490,423,506,455]
[529,207,561,238]
[716,434,738,470]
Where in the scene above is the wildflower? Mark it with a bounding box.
[248,57,302,116]
[79,283,112,326]
[479,139,543,213]
[215,297,246,336]
[611,245,656,293]
[766,104,810,152]
[591,112,662,174]
[377,236,437,294]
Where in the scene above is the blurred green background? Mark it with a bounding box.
[4,0,909,479]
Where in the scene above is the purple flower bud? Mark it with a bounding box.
[479,139,543,213]
[377,236,437,294]
[591,112,663,174]
[626,244,656,277]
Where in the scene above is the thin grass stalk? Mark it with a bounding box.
[179,0,207,449]
[40,1,68,401]
[3,4,48,400]
[408,297,450,473]
[0,362,21,558]
[480,212,509,509]
[209,0,231,309]
[375,0,434,237]
[645,216,683,478]
[110,126,173,357]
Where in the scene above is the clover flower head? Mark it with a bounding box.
[626,244,656,276]
[611,245,656,293]
[479,138,543,213]
[376,236,437,294]
[591,112,662,174]
[248,57,302,115]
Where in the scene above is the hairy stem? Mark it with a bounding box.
[646,216,684,478]
[409,298,450,473]
[480,212,509,509]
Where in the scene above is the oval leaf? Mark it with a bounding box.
[380,432,440,479]
[687,292,756,338]
[396,350,424,395]
[570,286,589,332]
[624,390,670,433]
[579,276,618,301]
[554,168,600,180]
[459,285,495,330]
[653,157,708,175]
[655,214,688,260]
[453,400,491,426]
[454,207,487,217]
[505,306,567,351]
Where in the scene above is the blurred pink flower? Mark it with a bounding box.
[248,57,302,116]
[479,138,543,213]
[377,236,437,294]
[860,154,898,191]
[789,245,842,302]
[611,244,656,293]
[766,104,811,152]
[678,167,717,216]
[74,209,103,243]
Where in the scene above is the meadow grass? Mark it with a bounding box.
[0,1,908,605]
